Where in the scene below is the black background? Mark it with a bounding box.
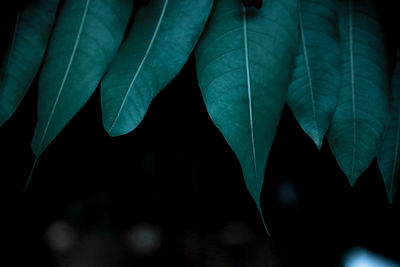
[1,1,399,266]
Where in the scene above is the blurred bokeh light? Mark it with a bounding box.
[343,247,400,267]
[125,222,162,255]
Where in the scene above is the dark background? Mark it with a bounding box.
[1,1,399,266]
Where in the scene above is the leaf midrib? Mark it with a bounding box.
[349,0,357,179]
[298,3,319,135]
[36,0,91,154]
[108,0,169,133]
[242,6,258,182]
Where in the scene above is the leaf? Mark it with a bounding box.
[0,0,59,126]
[195,0,298,226]
[327,0,391,185]
[101,0,213,136]
[31,0,133,155]
[377,46,400,203]
[287,0,340,149]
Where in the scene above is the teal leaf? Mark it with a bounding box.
[195,0,298,227]
[31,0,133,155]
[101,0,213,137]
[287,0,340,149]
[377,46,400,204]
[0,0,59,126]
[327,0,391,185]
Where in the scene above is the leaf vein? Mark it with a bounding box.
[349,0,357,179]
[36,0,91,154]
[243,6,258,180]
[299,3,318,134]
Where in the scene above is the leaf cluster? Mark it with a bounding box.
[0,0,399,230]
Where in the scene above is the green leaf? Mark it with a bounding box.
[287,0,340,149]
[327,0,391,185]
[377,47,400,204]
[0,0,59,126]
[31,0,133,155]
[101,0,213,136]
[195,0,298,226]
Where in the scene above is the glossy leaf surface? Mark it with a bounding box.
[31,0,133,155]
[195,0,298,219]
[101,0,213,136]
[327,0,391,185]
[287,0,340,148]
[377,47,400,203]
[0,0,59,126]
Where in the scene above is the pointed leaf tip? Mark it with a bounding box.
[195,0,298,221]
[23,156,39,192]
[306,126,323,150]
[256,202,270,236]
[287,0,340,152]
[327,0,391,185]
[377,46,400,204]
[348,175,357,187]
[31,0,133,155]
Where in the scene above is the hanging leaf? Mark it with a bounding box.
[0,0,59,126]
[31,0,133,155]
[327,0,391,185]
[287,0,340,149]
[195,0,298,227]
[377,46,400,203]
[101,0,213,137]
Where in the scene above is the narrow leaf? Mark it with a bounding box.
[287,0,340,149]
[101,0,213,136]
[327,0,391,185]
[195,0,298,226]
[31,0,133,155]
[377,46,400,203]
[0,0,59,126]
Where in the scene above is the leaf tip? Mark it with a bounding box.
[256,201,270,236]
[307,128,323,150]
[30,138,41,157]
[102,110,144,137]
[24,156,39,192]
[102,117,121,137]
[347,175,357,187]
[334,155,362,187]
[0,106,13,127]
[386,188,396,205]
[105,123,130,137]
[106,128,119,137]
[314,138,323,151]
